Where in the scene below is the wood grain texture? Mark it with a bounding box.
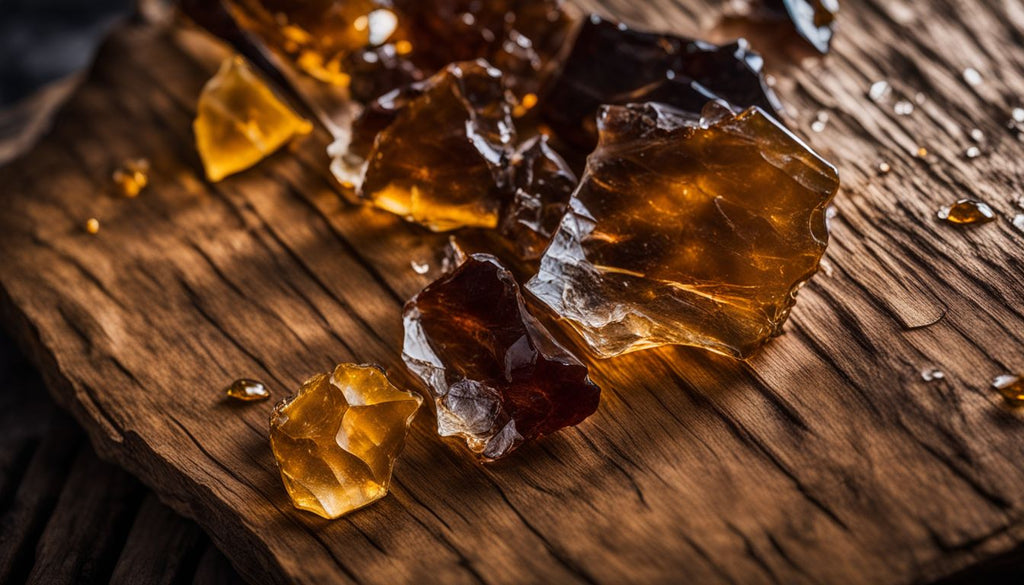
[1,1,1024,584]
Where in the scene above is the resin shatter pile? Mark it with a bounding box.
[527,102,840,358]
[270,364,421,519]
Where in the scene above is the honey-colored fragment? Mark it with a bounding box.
[937,199,996,225]
[527,102,840,359]
[993,375,1024,407]
[85,218,100,235]
[224,378,270,402]
[113,159,150,198]
[359,60,515,231]
[194,57,312,182]
[226,0,400,86]
[269,364,421,519]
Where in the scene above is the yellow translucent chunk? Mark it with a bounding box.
[269,364,422,519]
[193,56,313,182]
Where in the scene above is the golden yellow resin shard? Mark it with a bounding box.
[527,102,840,359]
[269,364,422,519]
[194,56,312,182]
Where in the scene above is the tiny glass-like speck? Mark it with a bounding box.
[965,146,981,159]
[411,260,430,275]
[868,80,892,103]
[894,100,914,116]
[921,368,945,382]
[962,68,983,87]
[225,379,271,402]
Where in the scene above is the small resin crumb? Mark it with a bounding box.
[878,161,892,174]
[411,260,430,275]
[1013,215,1024,232]
[225,378,271,402]
[970,128,985,142]
[868,80,891,103]
[893,100,914,116]
[921,368,945,382]
[962,68,983,87]
[965,146,981,159]
[85,218,100,234]
[917,147,929,158]
[1013,108,1024,123]
[993,374,1024,406]
[937,199,997,225]
[113,159,150,198]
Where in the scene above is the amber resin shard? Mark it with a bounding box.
[755,0,839,54]
[527,102,840,359]
[993,375,1024,406]
[393,0,579,101]
[194,56,313,182]
[359,60,516,231]
[403,254,600,460]
[269,364,422,519]
[499,135,578,260]
[225,0,401,86]
[542,14,782,149]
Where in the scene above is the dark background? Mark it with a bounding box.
[0,0,131,106]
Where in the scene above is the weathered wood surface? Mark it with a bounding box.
[2,1,1024,584]
[0,330,243,584]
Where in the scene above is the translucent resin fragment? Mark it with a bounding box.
[224,378,270,402]
[194,57,313,182]
[359,60,516,231]
[499,135,578,259]
[225,0,401,86]
[113,159,150,198]
[393,0,579,101]
[542,15,782,149]
[403,254,600,460]
[527,102,840,359]
[755,0,839,54]
[269,364,422,519]
[937,199,996,225]
[993,375,1024,406]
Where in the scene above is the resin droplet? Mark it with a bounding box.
[225,378,270,402]
[921,368,945,382]
[113,159,150,198]
[1014,215,1024,233]
[937,199,996,225]
[85,218,100,235]
[527,102,840,359]
[403,254,600,460]
[499,135,578,260]
[993,375,1024,407]
[962,67,983,87]
[194,56,313,182]
[269,364,422,519]
[542,15,782,149]
[359,60,516,231]
[754,0,839,54]
[868,80,892,103]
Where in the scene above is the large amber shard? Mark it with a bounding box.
[527,102,840,359]
[403,254,600,460]
[225,0,401,86]
[755,0,839,54]
[499,135,578,260]
[359,60,516,231]
[194,56,312,182]
[269,364,422,519]
[542,15,782,149]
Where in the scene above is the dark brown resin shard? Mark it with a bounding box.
[542,14,782,149]
[756,0,839,54]
[499,135,578,260]
[403,254,601,460]
[394,0,580,101]
[359,60,516,231]
[527,102,840,359]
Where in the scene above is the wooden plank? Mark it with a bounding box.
[25,449,145,584]
[1,1,1023,584]
[109,495,205,585]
